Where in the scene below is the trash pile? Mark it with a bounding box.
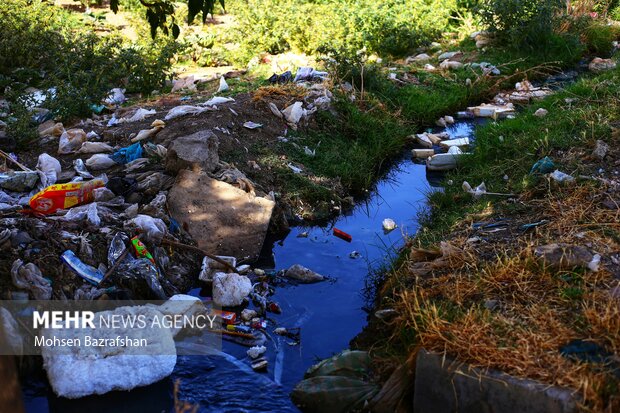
[411,130,471,171]
[0,74,339,397]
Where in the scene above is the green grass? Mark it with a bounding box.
[415,65,620,246]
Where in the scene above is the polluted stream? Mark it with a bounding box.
[21,119,482,413]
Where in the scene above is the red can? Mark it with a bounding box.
[333,228,352,242]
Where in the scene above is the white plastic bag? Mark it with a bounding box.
[164,105,208,120]
[217,76,229,93]
[77,142,114,154]
[37,153,61,187]
[282,102,304,125]
[58,129,86,154]
[125,214,167,242]
[85,154,116,170]
[127,108,156,122]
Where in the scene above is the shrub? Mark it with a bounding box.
[0,0,178,122]
[477,0,565,51]
[229,0,458,64]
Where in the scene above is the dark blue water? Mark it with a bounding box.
[22,120,479,412]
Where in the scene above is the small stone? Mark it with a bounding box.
[533,108,548,118]
[284,264,325,283]
[254,268,265,276]
[535,243,593,270]
[592,140,609,160]
[274,327,287,336]
[484,299,499,311]
[165,130,219,174]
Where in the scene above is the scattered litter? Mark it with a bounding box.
[349,251,361,259]
[284,264,325,283]
[550,170,575,183]
[287,163,302,174]
[111,142,143,164]
[85,154,116,170]
[294,67,328,82]
[104,88,126,105]
[589,57,617,73]
[247,345,267,359]
[212,272,252,307]
[76,142,114,154]
[58,129,87,154]
[592,140,609,160]
[29,178,105,214]
[37,153,61,187]
[164,105,209,120]
[268,71,293,84]
[203,96,235,107]
[217,76,229,93]
[243,121,263,130]
[333,228,352,242]
[127,108,157,122]
[11,259,52,300]
[530,156,555,174]
[463,181,514,198]
[171,76,197,93]
[382,218,397,233]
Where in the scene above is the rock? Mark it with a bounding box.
[212,272,252,307]
[241,309,258,321]
[484,299,500,311]
[168,170,275,259]
[375,309,398,320]
[285,264,325,283]
[534,243,593,270]
[423,64,436,71]
[592,140,609,160]
[438,51,462,61]
[165,130,219,174]
[42,305,176,398]
[588,57,616,73]
[534,108,548,118]
[0,171,39,192]
[274,327,287,335]
[439,60,464,70]
[247,345,267,359]
[406,53,431,64]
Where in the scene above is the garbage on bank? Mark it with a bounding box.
[0,71,336,400]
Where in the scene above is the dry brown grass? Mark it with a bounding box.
[384,180,620,411]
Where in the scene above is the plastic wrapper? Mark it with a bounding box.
[29,178,105,214]
[11,259,52,300]
[76,141,114,154]
[73,159,94,179]
[61,250,104,285]
[62,202,101,226]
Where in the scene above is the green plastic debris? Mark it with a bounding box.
[530,156,555,174]
[291,350,380,413]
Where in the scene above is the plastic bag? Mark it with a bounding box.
[37,153,61,187]
[291,351,379,413]
[58,129,86,154]
[111,142,143,164]
[124,214,167,242]
[104,88,126,105]
[107,232,167,299]
[172,76,197,93]
[29,178,105,214]
[217,76,229,93]
[63,202,101,226]
[85,154,116,170]
[203,96,234,107]
[11,259,52,300]
[39,122,64,138]
[164,105,208,121]
[73,159,94,179]
[76,142,114,154]
[282,102,304,125]
[127,108,156,122]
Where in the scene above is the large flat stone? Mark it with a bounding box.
[413,349,578,413]
[165,130,219,174]
[168,170,275,259]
